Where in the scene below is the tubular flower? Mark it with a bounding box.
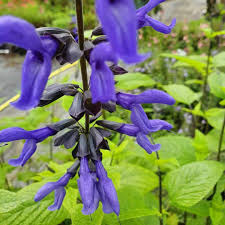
[0,127,56,166]
[136,0,176,33]
[0,119,75,166]
[90,42,118,103]
[95,160,120,216]
[97,119,172,154]
[95,0,147,63]
[77,157,96,212]
[0,16,59,110]
[34,172,72,211]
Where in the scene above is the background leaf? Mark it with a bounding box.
[165,161,224,207]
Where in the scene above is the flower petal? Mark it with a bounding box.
[95,0,145,63]
[90,62,116,103]
[134,89,175,105]
[148,119,173,132]
[82,183,100,215]
[34,182,58,202]
[0,127,34,142]
[11,51,52,110]
[137,0,166,16]
[136,132,161,154]
[95,161,120,216]
[130,105,151,134]
[144,16,176,34]
[48,187,66,211]
[117,124,139,136]
[8,139,37,167]
[0,16,44,52]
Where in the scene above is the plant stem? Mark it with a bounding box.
[75,0,89,133]
[156,151,163,225]
[217,113,225,161]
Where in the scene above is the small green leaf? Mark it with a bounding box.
[163,84,201,105]
[193,130,209,160]
[115,73,156,91]
[161,53,207,75]
[165,161,224,207]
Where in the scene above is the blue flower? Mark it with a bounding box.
[34,172,72,211]
[0,127,56,166]
[95,0,147,63]
[95,160,120,216]
[136,0,176,33]
[0,16,59,110]
[77,157,96,212]
[90,42,118,103]
[116,89,175,110]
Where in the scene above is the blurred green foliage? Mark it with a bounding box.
[0,1,225,225]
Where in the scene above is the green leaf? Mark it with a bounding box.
[206,129,225,153]
[193,130,209,160]
[156,136,196,166]
[161,53,207,75]
[212,52,225,68]
[163,84,201,105]
[119,163,158,193]
[102,187,159,225]
[205,108,225,128]
[115,73,156,91]
[165,161,224,207]
[0,183,68,225]
[208,72,225,99]
[174,200,210,217]
[71,205,104,225]
[182,103,205,117]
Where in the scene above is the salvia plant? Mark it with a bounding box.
[0,0,176,220]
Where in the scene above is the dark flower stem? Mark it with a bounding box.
[156,151,163,225]
[75,0,89,133]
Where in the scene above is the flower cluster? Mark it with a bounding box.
[0,0,175,217]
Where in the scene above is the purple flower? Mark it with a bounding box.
[118,119,172,153]
[95,160,120,216]
[34,172,72,211]
[95,0,147,63]
[90,43,117,103]
[136,0,176,34]
[0,127,56,166]
[78,157,96,212]
[116,89,175,110]
[118,119,172,136]
[136,132,161,153]
[81,172,100,215]
[0,16,59,110]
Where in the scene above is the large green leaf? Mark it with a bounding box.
[115,73,156,91]
[205,108,225,128]
[212,52,225,68]
[102,187,159,225]
[0,183,68,225]
[165,161,224,207]
[119,163,158,193]
[163,84,201,105]
[156,136,196,166]
[208,72,225,99]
